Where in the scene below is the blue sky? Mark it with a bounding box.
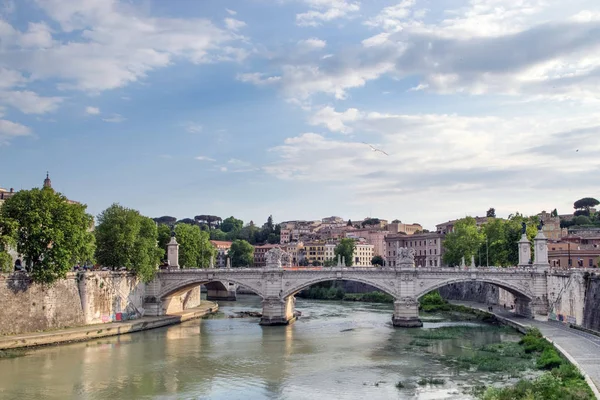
[1,0,600,230]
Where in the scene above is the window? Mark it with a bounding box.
[434,260,438,266]
[590,259,593,267]
[430,260,433,266]
[429,249,432,254]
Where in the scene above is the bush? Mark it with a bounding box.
[537,348,564,370]
[0,251,12,273]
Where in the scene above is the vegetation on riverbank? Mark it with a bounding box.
[419,291,498,323]
[479,328,594,399]
[297,283,394,303]
[0,349,27,359]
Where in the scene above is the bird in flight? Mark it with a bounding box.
[362,142,389,156]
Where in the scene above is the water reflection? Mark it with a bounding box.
[0,295,523,400]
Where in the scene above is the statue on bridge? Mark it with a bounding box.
[396,247,416,268]
[537,220,544,231]
[521,222,527,235]
[266,247,288,269]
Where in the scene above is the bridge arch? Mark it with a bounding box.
[159,277,265,300]
[415,277,534,302]
[281,276,397,300]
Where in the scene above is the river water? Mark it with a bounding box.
[0,295,523,399]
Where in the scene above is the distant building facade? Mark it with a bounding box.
[387,222,423,235]
[385,232,445,267]
[436,217,488,234]
[537,211,567,240]
[210,240,232,268]
[253,244,280,267]
[346,229,387,257]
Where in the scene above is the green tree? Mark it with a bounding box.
[505,213,538,265]
[347,219,352,226]
[221,216,244,233]
[209,229,227,241]
[572,215,592,226]
[486,207,496,218]
[0,187,95,284]
[480,218,509,266]
[371,255,384,266]
[239,221,260,244]
[323,258,337,267]
[574,197,599,215]
[228,239,254,267]
[153,216,176,227]
[442,217,485,266]
[157,224,172,256]
[95,203,163,282]
[174,223,215,268]
[0,213,16,272]
[335,238,356,266]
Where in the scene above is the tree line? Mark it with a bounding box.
[153,214,281,245]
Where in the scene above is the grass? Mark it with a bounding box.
[395,381,405,389]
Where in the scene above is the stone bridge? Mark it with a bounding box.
[144,230,554,327]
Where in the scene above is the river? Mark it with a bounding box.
[0,295,525,399]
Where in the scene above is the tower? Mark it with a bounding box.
[43,172,52,189]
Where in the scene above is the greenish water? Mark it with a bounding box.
[0,295,526,399]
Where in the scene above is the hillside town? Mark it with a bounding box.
[2,175,599,271]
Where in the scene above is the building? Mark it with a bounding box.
[537,211,567,240]
[280,229,291,244]
[436,217,488,234]
[548,241,600,268]
[282,242,304,266]
[304,242,326,264]
[387,221,423,235]
[354,242,374,266]
[253,244,281,268]
[210,240,232,268]
[322,216,345,226]
[385,232,444,267]
[346,229,387,256]
[0,187,16,207]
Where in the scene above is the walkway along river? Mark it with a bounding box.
[0,294,561,400]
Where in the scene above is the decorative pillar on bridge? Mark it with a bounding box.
[518,222,531,267]
[167,235,179,269]
[260,248,296,326]
[530,223,550,320]
[392,248,422,327]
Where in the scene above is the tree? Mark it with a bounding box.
[228,239,254,267]
[174,223,215,268]
[480,218,509,266]
[347,219,352,226]
[486,208,496,218]
[0,188,95,284]
[371,255,384,266]
[176,218,197,226]
[153,216,177,227]
[95,203,163,282]
[505,214,538,265]
[298,258,310,266]
[323,258,337,267]
[209,229,227,241]
[221,216,243,233]
[574,197,599,214]
[335,238,356,266]
[0,213,16,273]
[442,217,485,267]
[194,215,222,230]
[157,224,172,256]
[551,209,558,217]
[572,215,592,226]
[362,218,380,228]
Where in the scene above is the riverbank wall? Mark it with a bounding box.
[0,302,218,350]
[0,272,202,336]
[439,270,600,333]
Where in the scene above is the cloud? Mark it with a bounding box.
[195,156,216,162]
[85,106,100,115]
[102,113,125,123]
[308,105,362,133]
[265,108,600,203]
[226,8,237,16]
[224,17,246,31]
[240,0,600,104]
[297,38,327,52]
[0,0,248,93]
[0,119,31,145]
[184,123,203,133]
[0,90,62,114]
[296,0,360,26]
[220,166,228,172]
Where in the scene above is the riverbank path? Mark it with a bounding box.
[0,302,218,350]
[452,301,600,397]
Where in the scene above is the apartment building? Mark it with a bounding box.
[385,232,445,267]
[387,222,423,235]
[354,242,374,266]
[346,229,387,256]
[210,240,233,268]
[253,244,280,267]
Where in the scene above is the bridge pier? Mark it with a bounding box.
[392,298,423,328]
[205,282,237,301]
[260,296,296,326]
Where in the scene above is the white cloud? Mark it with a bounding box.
[236,73,282,86]
[0,0,248,93]
[195,156,216,162]
[0,68,26,89]
[0,90,62,114]
[297,38,327,53]
[308,105,362,133]
[226,8,237,16]
[102,113,125,123]
[0,119,31,145]
[296,0,360,26]
[85,106,100,115]
[220,166,228,172]
[224,17,246,31]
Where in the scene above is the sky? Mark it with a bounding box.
[1,0,599,230]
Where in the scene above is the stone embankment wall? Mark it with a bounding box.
[0,272,201,335]
[438,282,500,304]
[583,276,600,331]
